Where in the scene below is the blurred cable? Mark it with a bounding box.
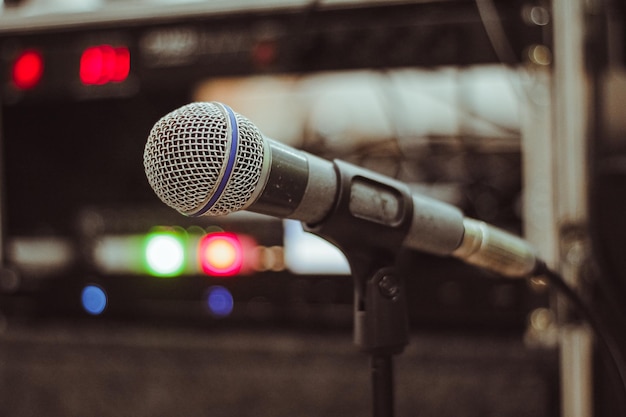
[475,0,519,65]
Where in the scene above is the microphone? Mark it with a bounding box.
[144,101,539,278]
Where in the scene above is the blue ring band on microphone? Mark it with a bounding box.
[193,103,239,216]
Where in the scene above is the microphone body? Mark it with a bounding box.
[144,102,538,278]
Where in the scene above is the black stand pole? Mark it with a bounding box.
[354,265,408,417]
[372,354,394,417]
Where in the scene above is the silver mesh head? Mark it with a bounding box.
[143,102,266,216]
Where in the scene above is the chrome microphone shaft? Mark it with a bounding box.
[452,218,538,278]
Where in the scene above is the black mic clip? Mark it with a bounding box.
[305,159,413,356]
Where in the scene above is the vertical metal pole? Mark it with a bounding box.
[371,355,394,417]
[521,68,557,268]
[552,1,594,416]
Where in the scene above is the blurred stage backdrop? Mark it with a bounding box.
[3,0,622,415]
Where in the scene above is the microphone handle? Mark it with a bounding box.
[247,139,538,279]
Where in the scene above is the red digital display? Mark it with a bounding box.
[80,45,130,85]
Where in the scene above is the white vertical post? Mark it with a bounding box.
[552,0,594,416]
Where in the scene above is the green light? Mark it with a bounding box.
[143,232,186,277]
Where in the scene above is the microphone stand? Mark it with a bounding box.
[306,160,411,417]
[354,262,409,417]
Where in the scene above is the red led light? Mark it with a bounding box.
[80,45,130,85]
[199,232,243,277]
[12,49,44,90]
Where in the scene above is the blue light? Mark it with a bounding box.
[206,286,234,318]
[81,285,107,315]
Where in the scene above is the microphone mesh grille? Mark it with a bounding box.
[143,102,265,216]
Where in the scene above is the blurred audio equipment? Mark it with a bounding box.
[0,0,548,331]
[0,0,545,104]
[0,94,543,330]
[0,2,558,416]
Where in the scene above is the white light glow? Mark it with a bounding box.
[145,234,185,276]
[283,220,350,275]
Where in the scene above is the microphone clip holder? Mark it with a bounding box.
[305,160,413,417]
